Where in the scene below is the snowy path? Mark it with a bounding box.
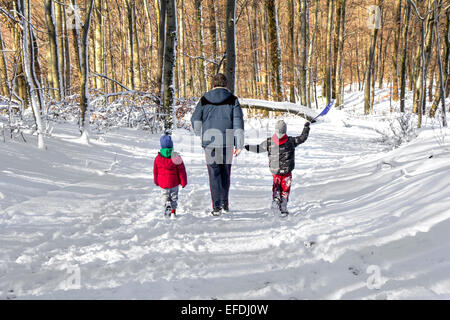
[1,109,450,299]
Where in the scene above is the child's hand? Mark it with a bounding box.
[305,122,311,127]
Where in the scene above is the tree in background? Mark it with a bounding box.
[266,0,283,101]
[364,0,383,114]
[1,0,450,134]
[335,0,347,109]
[163,0,177,129]
[225,0,236,93]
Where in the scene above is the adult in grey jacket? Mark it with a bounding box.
[191,74,244,216]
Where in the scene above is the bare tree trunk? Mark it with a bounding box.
[106,0,116,93]
[335,0,346,109]
[144,0,154,88]
[299,0,309,105]
[225,0,236,93]
[101,0,108,92]
[94,0,103,90]
[375,9,385,89]
[433,0,446,126]
[62,1,71,95]
[287,0,295,102]
[392,0,403,101]
[308,0,320,108]
[80,0,95,134]
[55,1,65,99]
[208,0,218,86]
[356,30,361,91]
[325,0,335,104]
[163,0,177,129]
[184,4,195,96]
[412,0,435,116]
[429,0,448,119]
[262,8,269,100]
[245,1,259,97]
[44,0,62,100]
[266,0,283,101]
[18,0,45,148]
[332,0,342,100]
[71,0,82,81]
[0,28,10,97]
[408,0,427,127]
[364,0,383,114]
[445,7,449,98]
[127,0,141,90]
[400,2,411,112]
[178,0,186,98]
[379,31,389,88]
[29,14,45,112]
[11,1,27,108]
[428,58,436,102]
[194,0,207,92]
[157,0,167,95]
[409,45,415,92]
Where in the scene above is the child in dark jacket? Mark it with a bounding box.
[153,135,188,217]
[244,120,310,216]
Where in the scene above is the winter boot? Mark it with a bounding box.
[164,202,172,217]
[271,198,281,215]
[280,198,289,217]
[221,202,229,214]
[211,207,222,216]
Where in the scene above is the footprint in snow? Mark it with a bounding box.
[348,266,360,276]
[304,241,316,248]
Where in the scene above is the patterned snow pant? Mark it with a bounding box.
[272,173,292,211]
[162,186,179,210]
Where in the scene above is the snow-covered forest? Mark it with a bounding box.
[1,0,450,300]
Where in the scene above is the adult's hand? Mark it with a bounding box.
[234,148,242,157]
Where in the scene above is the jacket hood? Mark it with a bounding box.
[202,87,233,105]
[272,134,288,146]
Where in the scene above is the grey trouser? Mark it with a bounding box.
[162,186,179,210]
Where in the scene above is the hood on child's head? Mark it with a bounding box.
[160,134,173,149]
[275,120,287,138]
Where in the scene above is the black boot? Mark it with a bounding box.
[211,207,222,216]
[221,202,229,214]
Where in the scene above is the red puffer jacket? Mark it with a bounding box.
[153,152,188,189]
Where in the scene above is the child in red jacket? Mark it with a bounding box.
[153,134,188,218]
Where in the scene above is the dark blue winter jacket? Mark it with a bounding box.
[191,88,245,149]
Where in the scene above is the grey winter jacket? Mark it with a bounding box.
[191,88,245,149]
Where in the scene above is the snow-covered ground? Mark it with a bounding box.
[1,93,450,299]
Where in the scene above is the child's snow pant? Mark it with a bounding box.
[205,147,233,210]
[162,186,179,210]
[272,173,292,211]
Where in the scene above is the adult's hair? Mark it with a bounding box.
[212,73,228,88]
